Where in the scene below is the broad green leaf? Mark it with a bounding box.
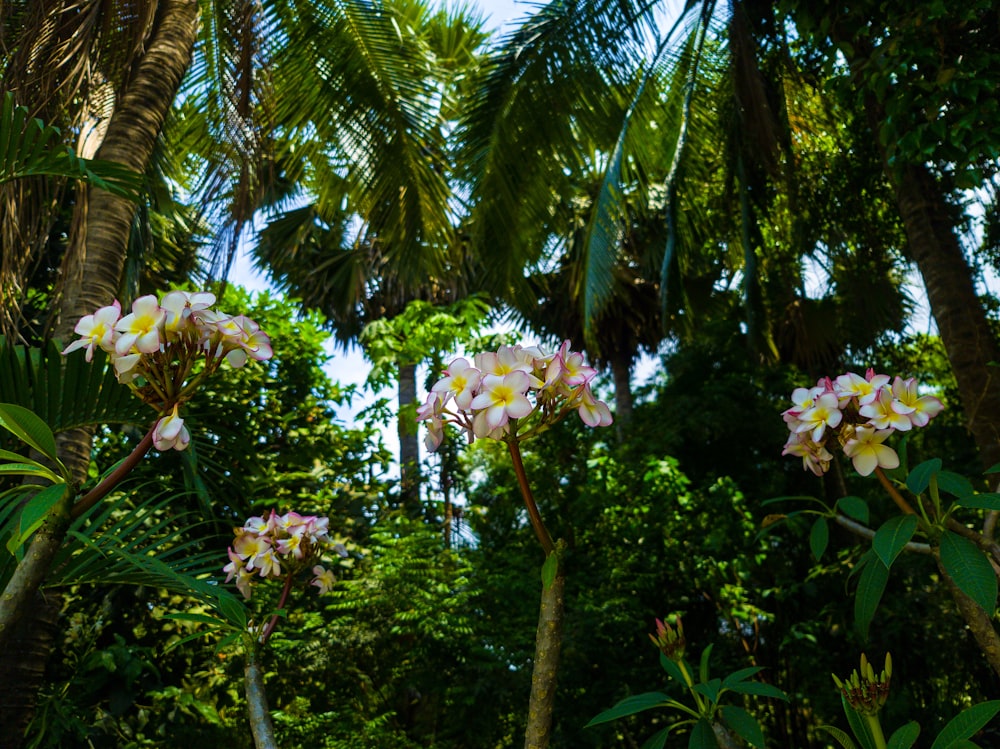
[693,678,722,703]
[161,612,229,626]
[726,681,788,700]
[957,493,1000,511]
[0,462,60,483]
[855,555,889,640]
[6,483,68,554]
[688,719,717,749]
[986,463,1000,474]
[810,517,829,561]
[820,725,859,749]
[585,692,669,727]
[939,532,997,614]
[0,403,60,464]
[930,701,1000,749]
[660,652,687,685]
[873,515,918,570]
[541,551,558,590]
[699,644,713,684]
[838,496,870,524]
[639,727,670,749]
[216,591,249,629]
[720,705,765,749]
[722,666,764,687]
[937,471,974,499]
[887,721,920,749]
[907,458,942,495]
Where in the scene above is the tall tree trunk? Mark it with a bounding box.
[0,2,199,744]
[888,162,1000,473]
[836,34,1000,476]
[398,360,421,508]
[609,356,633,440]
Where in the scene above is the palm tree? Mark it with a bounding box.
[252,0,488,506]
[463,0,1000,472]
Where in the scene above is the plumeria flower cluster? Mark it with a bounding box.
[781,368,944,477]
[417,341,613,451]
[63,290,272,451]
[223,510,347,600]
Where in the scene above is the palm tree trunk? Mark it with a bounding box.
[888,161,1000,473]
[398,360,421,508]
[0,2,199,743]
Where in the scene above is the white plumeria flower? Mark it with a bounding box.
[62,301,121,361]
[114,295,165,355]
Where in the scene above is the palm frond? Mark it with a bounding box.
[0,338,149,433]
[46,487,247,630]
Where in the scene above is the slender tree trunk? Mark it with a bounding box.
[245,645,279,749]
[891,163,1000,472]
[524,566,565,749]
[0,2,199,743]
[398,360,421,508]
[609,356,633,440]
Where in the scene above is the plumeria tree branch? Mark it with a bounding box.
[507,438,555,556]
[420,341,612,749]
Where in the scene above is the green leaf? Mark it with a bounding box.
[820,725,859,749]
[930,701,1000,749]
[726,680,788,700]
[639,727,670,749]
[161,612,228,626]
[957,493,1000,511]
[698,644,713,684]
[693,678,722,704]
[0,403,60,464]
[810,517,829,561]
[855,554,889,640]
[689,719,717,749]
[722,666,764,687]
[937,471,974,499]
[907,458,942,495]
[585,692,670,727]
[541,551,558,590]
[0,462,60,483]
[720,705,765,748]
[838,496,870,524]
[986,463,1000,475]
[887,721,920,749]
[660,652,687,685]
[873,515,918,570]
[939,531,997,614]
[6,483,68,554]
[843,695,878,749]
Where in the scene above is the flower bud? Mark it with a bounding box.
[832,652,891,715]
[649,616,685,662]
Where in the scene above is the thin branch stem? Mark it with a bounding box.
[70,423,156,519]
[261,572,295,645]
[507,439,555,555]
[873,467,917,515]
[834,514,931,554]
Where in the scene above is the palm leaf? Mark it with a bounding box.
[45,486,247,630]
[0,338,149,433]
[0,93,141,198]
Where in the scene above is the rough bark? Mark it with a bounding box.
[934,549,1000,678]
[56,0,199,337]
[398,360,421,508]
[891,163,1000,473]
[0,592,62,749]
[524,567,565,749]
[0,2,199,743]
